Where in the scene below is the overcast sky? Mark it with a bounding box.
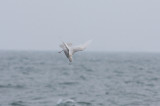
[0,0,160,52]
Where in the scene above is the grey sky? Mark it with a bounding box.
[0,0,160,52]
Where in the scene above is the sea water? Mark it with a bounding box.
[0,51,160,106]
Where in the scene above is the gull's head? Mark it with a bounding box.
[68,56,72,62]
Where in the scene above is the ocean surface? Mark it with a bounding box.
[0,51,160,106]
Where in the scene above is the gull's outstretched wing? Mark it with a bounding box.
[72,40,92,54]
[59,42,73,57]
[59,43,72,49]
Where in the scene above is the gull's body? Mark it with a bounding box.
[59,40,91,62]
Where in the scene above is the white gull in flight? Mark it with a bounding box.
[59,40,92,62]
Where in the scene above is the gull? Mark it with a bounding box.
[59,40,92,62]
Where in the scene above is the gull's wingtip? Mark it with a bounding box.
[88,39,93,43]
[85,39,92,46]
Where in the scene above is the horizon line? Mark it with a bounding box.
[0,49,160,53]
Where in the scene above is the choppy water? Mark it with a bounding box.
[0,51,160,106]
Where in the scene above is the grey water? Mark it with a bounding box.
[0,51,160,106]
